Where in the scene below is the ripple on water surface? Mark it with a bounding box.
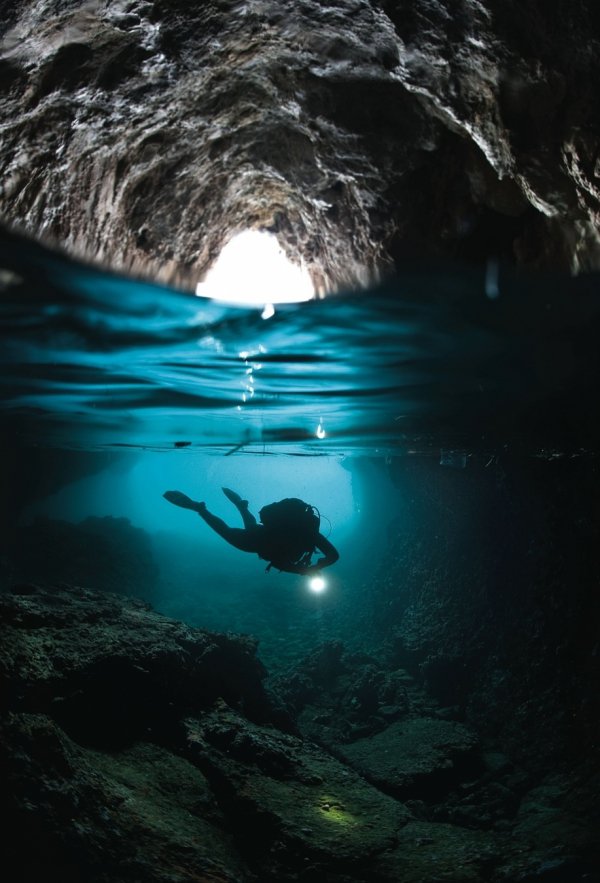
[1,229,600,456]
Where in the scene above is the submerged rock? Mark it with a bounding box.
[1,583,597,882]
[183,702,412,877]
[2,712,243,883]
[0,582,279,744]
[340,717,480,800]
[377,820,501,883]
[1,584,418,881]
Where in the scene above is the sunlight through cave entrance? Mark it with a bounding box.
[195,230,315,313]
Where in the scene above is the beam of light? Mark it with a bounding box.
[195,230,315,308]
[309,575,327,592]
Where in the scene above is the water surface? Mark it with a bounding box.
[3,228,599,457]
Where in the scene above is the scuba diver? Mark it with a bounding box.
[163,487,339,575]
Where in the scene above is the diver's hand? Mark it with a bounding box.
[304,564,323,575]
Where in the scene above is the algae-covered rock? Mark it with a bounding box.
[377,820,501,883]
[2,582,597,882]
[275,640,425,749]
[183,702,412,875]
[503,772,600,879]
[0,582,281,743]
[1,711,243,883]
[340,716,480,799]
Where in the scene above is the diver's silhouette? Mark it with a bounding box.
[163,487,339,575]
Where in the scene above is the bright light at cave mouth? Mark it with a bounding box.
[195,230,315,307]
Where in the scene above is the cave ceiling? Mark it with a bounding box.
[1,0,599,292]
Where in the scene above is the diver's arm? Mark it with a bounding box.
[273,562,311,575]
[313,533,339,569]
[268,535,339,575]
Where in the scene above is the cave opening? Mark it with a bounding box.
[195,229,315,306]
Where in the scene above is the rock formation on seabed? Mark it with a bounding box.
[1,1,600,292]
[1,583,598,882]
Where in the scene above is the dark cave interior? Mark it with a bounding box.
[1,2,600,882]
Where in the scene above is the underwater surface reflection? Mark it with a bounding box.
[2,226,600,456]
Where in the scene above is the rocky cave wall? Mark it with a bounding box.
[358,454,600,773]
[1,0,600,292]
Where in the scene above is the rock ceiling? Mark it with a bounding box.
[1,0,599,292]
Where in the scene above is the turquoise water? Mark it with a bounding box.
[2,227,599,457]
[2,230,598,881]
[2,227,600,667]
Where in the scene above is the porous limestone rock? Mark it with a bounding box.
[183,702,414,878]
[0,582,279,742]
[1,582,597,881]
[1,1,599,292]
[2,712,244,883]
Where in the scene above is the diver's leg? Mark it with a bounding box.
[198,507,258,552]
[164,490,257,552]
[222,487,257,528]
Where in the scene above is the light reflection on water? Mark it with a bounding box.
[1,227,600,457]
